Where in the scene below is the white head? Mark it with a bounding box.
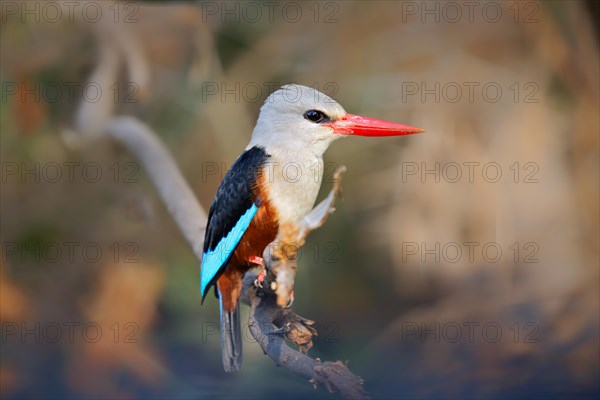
[248,84,424,157]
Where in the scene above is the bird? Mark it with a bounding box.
[200,84,423,372]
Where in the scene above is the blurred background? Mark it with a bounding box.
[1,1,598,399]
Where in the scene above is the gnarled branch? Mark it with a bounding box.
[243,270,368,400]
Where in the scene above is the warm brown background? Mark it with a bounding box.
[1,1,598,399]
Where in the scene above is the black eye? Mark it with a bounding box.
[304,109,328,123]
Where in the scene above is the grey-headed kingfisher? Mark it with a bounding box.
[200,84,423,371]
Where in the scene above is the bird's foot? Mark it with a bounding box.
[250,256,266,288]
[285,290,295,308]
[254,269,266,288]
[249,256,264,267]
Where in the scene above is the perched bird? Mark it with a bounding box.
[201,84,423,372]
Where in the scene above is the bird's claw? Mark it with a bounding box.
[251,256,266,288]
[253,267,265,288]
[248,256,293,308]
[285,290,295,308]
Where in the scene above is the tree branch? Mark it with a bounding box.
[243,271,368,400]
[105,117,207,260]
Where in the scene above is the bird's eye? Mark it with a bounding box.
[304,109,328,123]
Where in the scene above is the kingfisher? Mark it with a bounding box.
[200,84,423,372]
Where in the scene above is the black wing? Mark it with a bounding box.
[200,146,269,297]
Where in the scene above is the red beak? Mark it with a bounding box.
[326,114,424,136]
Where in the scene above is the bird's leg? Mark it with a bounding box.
[255,269,266,288]
[250,255,293,306]
[250,256,266,288]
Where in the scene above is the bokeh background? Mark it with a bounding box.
[1,1,598,399]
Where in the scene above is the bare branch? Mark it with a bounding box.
[74,35,120,139]
[243,271,369,400]
[105,117,207,260]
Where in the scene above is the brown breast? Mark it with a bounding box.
[229,170,279,271]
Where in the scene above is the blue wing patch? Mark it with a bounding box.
[200,204,259,297]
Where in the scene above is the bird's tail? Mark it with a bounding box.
[219,292,243,372]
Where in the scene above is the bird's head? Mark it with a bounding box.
[249,84,423,156]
